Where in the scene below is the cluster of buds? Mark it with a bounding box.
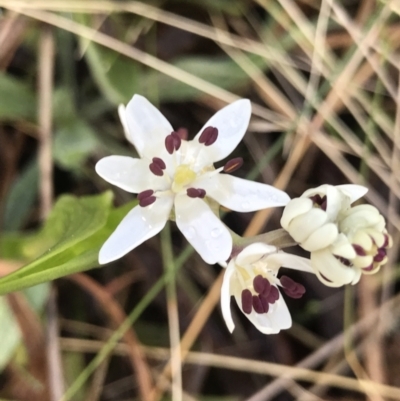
[281,185,392,287]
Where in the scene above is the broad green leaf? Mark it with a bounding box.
[80,40,140,105]
[0,72,36,121]
[3,159,38,232]
[53,119,99,170]
[0,199,136,295]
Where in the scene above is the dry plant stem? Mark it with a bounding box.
[245,293,400,401]
[382,68,400,309]
[161,226,183,401]
[46,288,65,401]
[58,337,400,400]
[4,6,287,127]
[86,356,110,401]
[38,25,64,401]
[67,274,153,401]
[38,25,54,219]
[358,279,386,401]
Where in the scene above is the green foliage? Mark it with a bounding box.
[3,159,39,232]
[0,192,137,295]
[0,72,36,121]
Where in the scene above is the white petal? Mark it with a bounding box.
[125,95,173,158]
[194,99,251,163]
[175,195,232,264]
[325,185,343,221]
[118,104,129,138]
[99,197,173,264]
[236,243,277,266]
[280,198,313,230]
[311,249,357,287]
[96,156,162,193]
[197,174,290,212]
[300,223,338,251]
[267,252,313,273]
[234,291,291,334]
[337,184,368,204]
[220,261,237,333]
[287,208,328,243]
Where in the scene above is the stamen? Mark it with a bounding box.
[139,196,156,207]
[224,157,244,173]
[353,244,366,256]
[137,189,154,201]
[241,289,252,314]
[176,128,188,140]
[259,295,269,313]
[374,248,386,262]
[165,135,175,154]
[171,132,182,150]
[252,296,264,314]
[199,126,218,146]
[149,162,164,176]
[266,286,279,304]
[165,132,182,154]
[280,275,306,299]
[152,157,166,170]
[186,188,206,198]
[335,255,352,267]
[253,275,269,294]
[309,194,327,211]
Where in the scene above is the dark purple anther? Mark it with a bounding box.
[259,295,269,313]
[353,244,366,256]
[137,189,154,201]
[139,196,156,207]
[165,132,182,154]
[310,194,327,211]
[165,135,175,154]
[253,275,266,294]
[280,275,296,291]
[252,295,264,314]
[152,157,166,170]
[149,163,163,176]
[176,127,188,140]
[266,286,279,304]
[187,188,206,199]
[171,131,182,150]
[199,126,218,146]
[241,289,252,314]
[223,157,244,173]
[374,248,387,262]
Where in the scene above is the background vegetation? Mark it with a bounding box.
[0,0,400,400]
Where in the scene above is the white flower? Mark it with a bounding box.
[221,243,313,334]
[281,184,391,287]
[96,95,290,265]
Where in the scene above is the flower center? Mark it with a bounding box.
[172,164,197,193]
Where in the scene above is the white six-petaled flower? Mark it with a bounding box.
[280,184,392,287]
[221,243,312,334]
[96,95,290,265]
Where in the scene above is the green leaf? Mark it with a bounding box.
[3,159,39,232]
[0,196,136,295]
[0,72,36,121]
[53,119,99,170]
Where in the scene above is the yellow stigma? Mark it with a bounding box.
[172,164,196,192]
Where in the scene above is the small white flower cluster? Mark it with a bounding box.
[96,95,391,335]
[281,185,391,287]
